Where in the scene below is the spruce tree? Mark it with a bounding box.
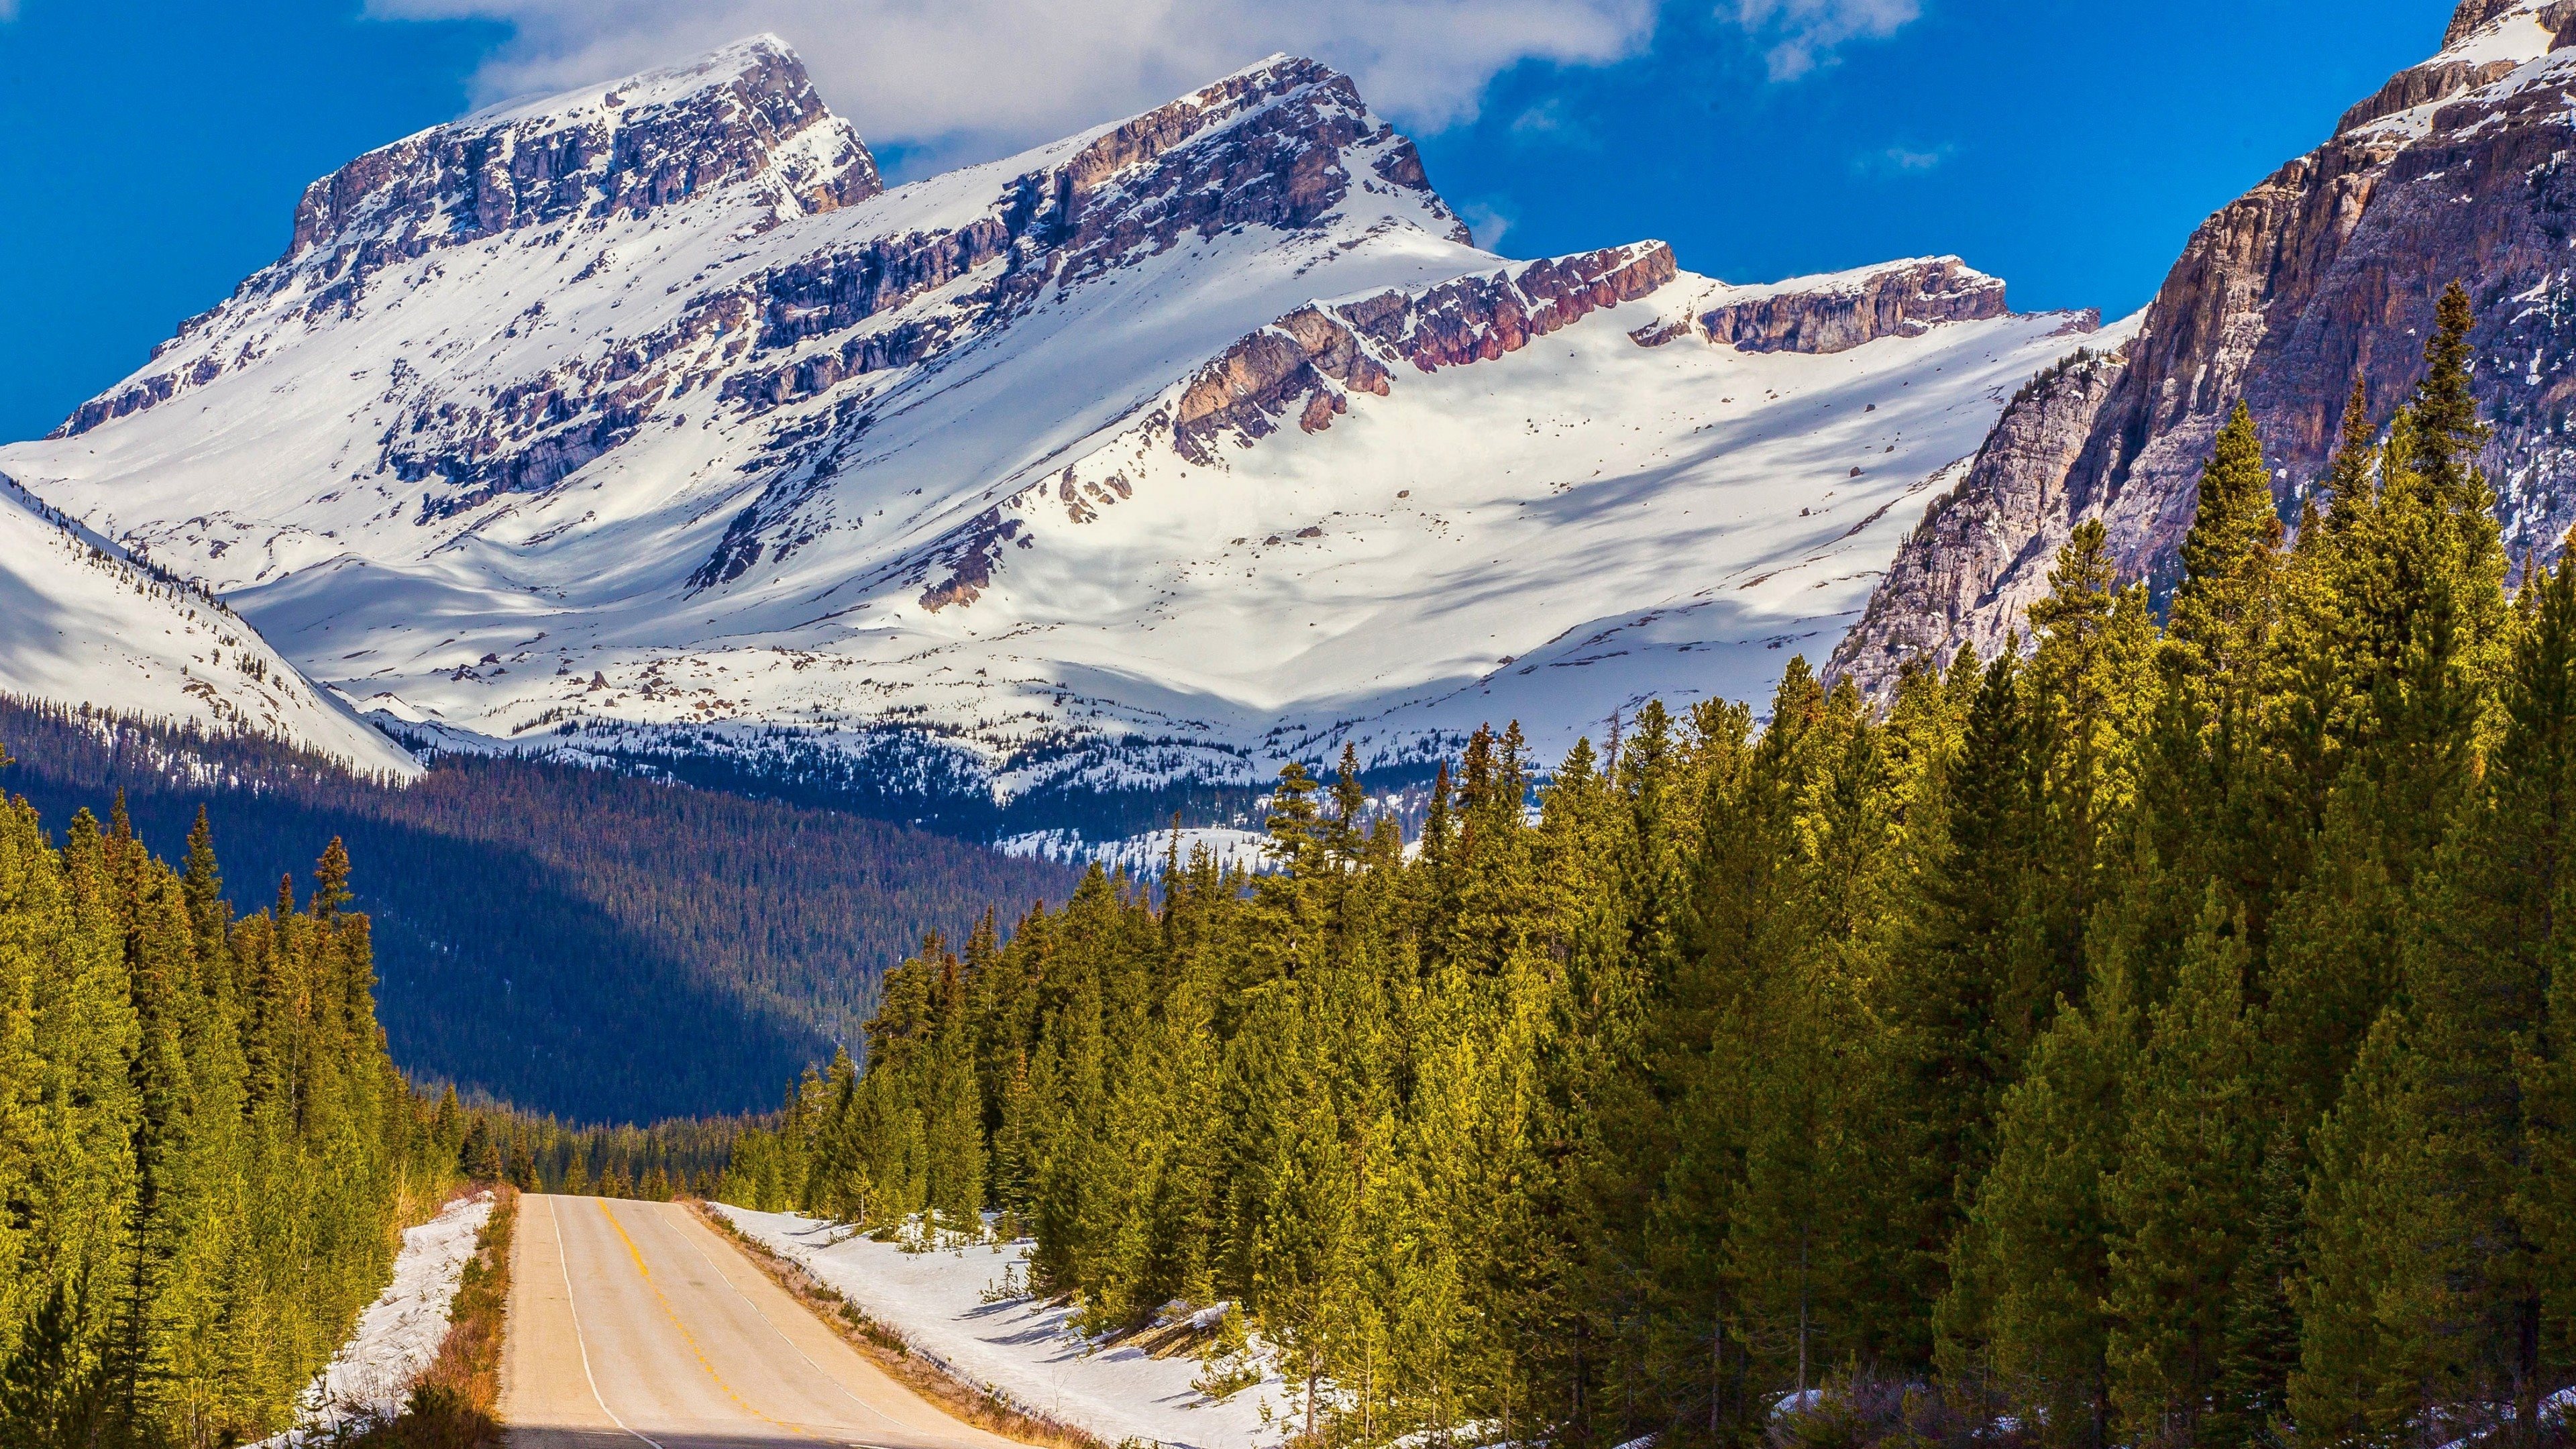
[2202,1125,2305,1449]
[2169,402,2284,686]
[2413,281,2489,509]
[2290,1010,2445,1445]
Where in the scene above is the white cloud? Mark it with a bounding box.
[366,0,1662,174]
[1862,142,1951,174]
[0,1,19,21]
[1460,200,1517,252]
[1732,0,1919,80]
[1511,98,1570,136]
[1505,95,1598,149]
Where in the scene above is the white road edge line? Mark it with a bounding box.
[665,1203,914,1432]
[553,1195,669,1449]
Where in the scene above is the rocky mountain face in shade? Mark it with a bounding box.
[5,37,2084,837]
[1833,0,2576,695]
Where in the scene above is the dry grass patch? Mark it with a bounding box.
[347,1185,517,1449]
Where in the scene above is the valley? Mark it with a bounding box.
[14,3,2576,1449]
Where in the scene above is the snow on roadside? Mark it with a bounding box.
[256,1190,494,1446]
[716,1206,1294,1449]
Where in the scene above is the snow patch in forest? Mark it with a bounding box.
[717,1206,1296,1449]
[254,1191,494,1446]
[995,826,1276,876]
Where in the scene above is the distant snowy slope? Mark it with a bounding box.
[4,36,2096,824]
[0,477,416,775]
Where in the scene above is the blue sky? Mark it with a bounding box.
[0,0,2439,445]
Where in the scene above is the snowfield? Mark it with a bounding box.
[1,35,2105,818]
[716,1206,1294,1449]
[0,474,417,775]
[256,1189,494,1446]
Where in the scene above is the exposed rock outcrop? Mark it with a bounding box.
[281,36,879,268]
[916,508,1025,612]
[1831,0,2576,697]
[1169,242,1677,464]
[1699,258,2008,355]
[1835,348,2129,682]
[281,53,1476,517]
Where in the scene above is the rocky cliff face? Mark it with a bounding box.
[1832,0,2576,696]
[1169,242,1677,464]
[1832,341,2134,682]
[1699,257,2011,355]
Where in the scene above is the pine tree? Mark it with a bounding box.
[2169,402,2285,689]
[2413,282,2490,510]
[2314,377,2375,530]
[1943,949,2137,1448]
[2290,1010,2445,1445]
[2202,1124,2304,1449]
[2104,892,2264,1448]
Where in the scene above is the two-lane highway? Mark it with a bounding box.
[500,1195,1026,1449]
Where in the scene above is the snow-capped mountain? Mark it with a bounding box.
[4,36,2092,824]
[0,476,417,775]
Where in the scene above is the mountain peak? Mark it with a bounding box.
[276,32,879,270]
[2445,0,2567,48]
[461,32,809,131]
[1051,51,1469,248]
[2337,0,2573,135]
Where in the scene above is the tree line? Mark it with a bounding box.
[444,1098,746,1201]
[718,286,2576,1448]
[0,710,1079,1121]
[0,775,464,1448]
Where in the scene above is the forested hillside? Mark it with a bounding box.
[0,712,1080,1121]
[724,287,2576,1448]
[0,775,460,1445]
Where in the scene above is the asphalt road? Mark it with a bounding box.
[500,1194,1027,1449]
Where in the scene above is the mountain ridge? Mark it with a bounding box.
[9,38,2092,831]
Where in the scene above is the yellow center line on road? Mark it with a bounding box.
[553,1196,669,1449]
[596,1199,822,1442]
[667,1208,912,1432]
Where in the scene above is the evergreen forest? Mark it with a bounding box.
[0,771,466,1446]
[447,1098,747,1199]
[718,287,2576,1448]
[0,710,1079,1120]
